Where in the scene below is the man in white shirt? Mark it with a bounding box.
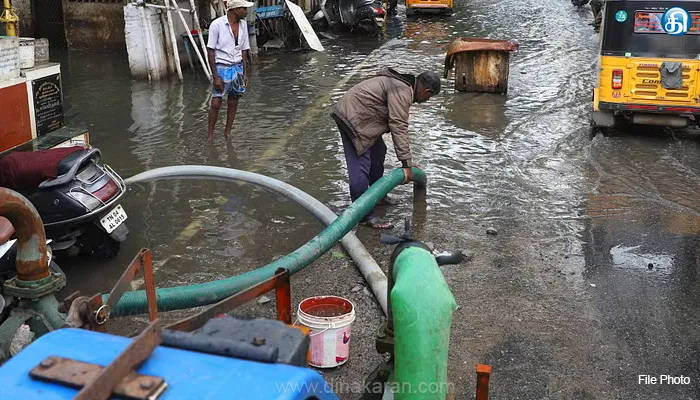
[206,0,253,141]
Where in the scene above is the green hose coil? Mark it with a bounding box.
[109,167,426,317]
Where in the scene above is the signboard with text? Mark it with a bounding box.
[32,73,64,136]
[634,10,700,35]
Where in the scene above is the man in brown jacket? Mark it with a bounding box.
[331,68,441,229]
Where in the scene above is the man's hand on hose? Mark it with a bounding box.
[401,160,420,184]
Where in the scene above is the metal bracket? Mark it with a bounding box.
[63,249,158,331]
[58,291,80,314]
[0,5,19,24]
[29,356,167,400]
[375,322,394,357]
[104,248,158,322]
[29,320,166,400]
[86,292,108,332]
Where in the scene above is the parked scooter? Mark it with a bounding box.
[0,146,129,259]
[312,0,386,34]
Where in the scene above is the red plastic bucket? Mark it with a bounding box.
[296,296,356,368]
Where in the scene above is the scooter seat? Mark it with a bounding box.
[0,146,84,190]
[0,217,13,245]
[57,148,90,176]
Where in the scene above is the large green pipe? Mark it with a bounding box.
[109,167,426,317]
[390,246,457,399]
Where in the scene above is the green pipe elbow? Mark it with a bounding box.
[390,246,457,399]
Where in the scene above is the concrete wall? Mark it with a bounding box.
[14,0,34,36]
[124,4,170,79]
[62,1,126,52]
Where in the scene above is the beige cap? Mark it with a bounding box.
[227,0,254,9]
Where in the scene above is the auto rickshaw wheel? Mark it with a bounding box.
[589,121,608,138]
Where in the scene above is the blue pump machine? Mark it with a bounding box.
[0,326,340,399]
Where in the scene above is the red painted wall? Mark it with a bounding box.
[0,83,32,153]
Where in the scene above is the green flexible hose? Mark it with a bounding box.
[109,168,426,317]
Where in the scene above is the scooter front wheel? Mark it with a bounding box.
[93,236,121,260]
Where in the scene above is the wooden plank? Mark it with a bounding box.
[455,52,468,91]
[478,51,509,94]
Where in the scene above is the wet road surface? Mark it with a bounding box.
[53,0,700,398]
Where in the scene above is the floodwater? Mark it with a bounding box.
[54,0,700,398]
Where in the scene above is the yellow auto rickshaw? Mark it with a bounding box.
[592,0,700,131]
[405,0,453,16]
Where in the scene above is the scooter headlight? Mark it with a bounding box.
[69,192,102,211]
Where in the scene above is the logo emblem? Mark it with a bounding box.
[662,7,691,36]
[615,10,628,22]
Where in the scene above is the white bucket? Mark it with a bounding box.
[19,37,35,69]
[297,296,356,368]
[0,36,20,80]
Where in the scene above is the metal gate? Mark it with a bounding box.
[34,0,67,49]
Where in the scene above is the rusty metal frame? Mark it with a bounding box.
[29,320,166,400]
[86,293,107,332]
[65,249,158,331]
[105,248,158,322]
[165,268,292,332]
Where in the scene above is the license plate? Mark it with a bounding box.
[100,205,127,234]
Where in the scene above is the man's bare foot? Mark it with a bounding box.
[362,216,394,230]
[224,131,231,138]
[207,134,214,142]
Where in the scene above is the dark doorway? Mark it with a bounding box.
[34,0,67,49]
